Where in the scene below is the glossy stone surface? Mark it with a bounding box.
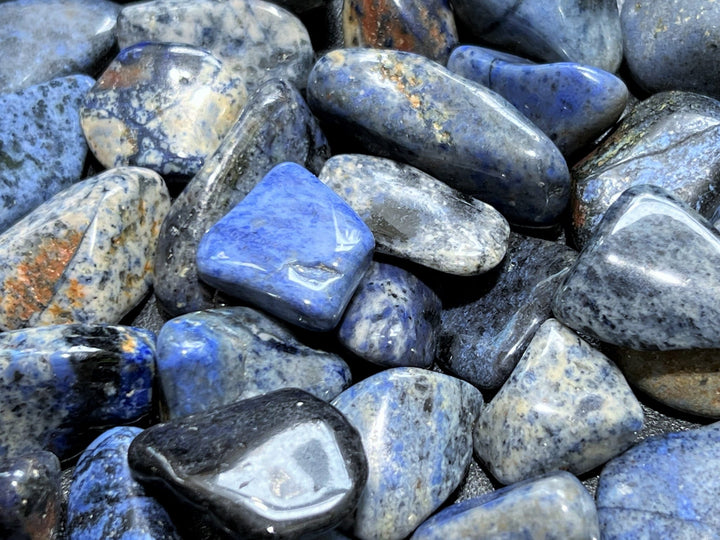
[307,48,570,227]
[0,0,119,93]
[555,185,720,350]
[597,422,720,538]
[197,162,374,331]
[571,91,720,249]
[0,75,93,233]
[67,427,179,540]
[447,46,628,156]
[332,367,483,540]
[410,471,599,540]
[474,319,643,485]
[451,0,622,72]
[0,451,61,539]
[80,42,247,176]
[438,233,577,390]
[0,167,169,330]
[117,0,313,92]
[156,306,351,418]
[154,79,330,317]
[0,324,155,459]
[129,389,368,539]
[319,154,510,275]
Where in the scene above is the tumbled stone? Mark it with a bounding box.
[597,422,720,537]
[438,233,577,390]
[197,162,374,331]
[154,79,330,317]
[474,319,643,485]
[156,306,351,418]
[0,75,93,233]
[129,389,367,538]
[80,42,247,176]
[0,324,155,459]
[447,46,628,156]
[332,367,483,540]
[571,91,720,249]
[555,185,720,350]
[451,0,622,72]
[307,48,570,227]
[0,0,119,93]
[117,0,313,93]
[319,154,509,275]
[411,471,599,540]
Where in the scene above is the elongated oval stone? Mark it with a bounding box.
[307,48,570,227]
[0,167,169,330]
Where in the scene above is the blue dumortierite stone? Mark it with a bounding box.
[0,75,93,233]
[128,389,368,539]
[0,324,155,460]
[156,306,351,418]
[197,162,374,331]
[410,471,599,540]
[307,48,570,227]
[447,46,628,156]
[554,185,720,350]
[337,262,441,368]
[332,367,483,540]
[67,427,179,540]
[597,422,720,538]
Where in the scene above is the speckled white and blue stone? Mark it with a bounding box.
[156,306,352,418]
[117,0,313,92]
[0,166,170,330]
[337,262,441,368]
[447,46,628,156]
[0,0,119,93]
[0,324,155,460]
[597,421,720,538]
[197,162,375,331]
[0,75,93,233]
[319,154,510,275]
[306,48,570,227]
[80,42,248,176]
[474,319,643,485]
[410,471,599,540]
[67,427,180,540]
[331,367,483,540]
[554,185,720,350]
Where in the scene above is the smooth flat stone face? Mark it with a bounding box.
[554,185,720,350]
[0,0,119,93]
[451,0,622,72]
[0,75,94,233]
[197,162,374,331]
[474,319,643,485]
[307,48,570,227]
[571,91,720,249]
[80,42,248,176]
[118,0,313,93]
[0,167,170,330]
[597,422,720,538]
[153,79,330,317]
[67,427,179,540]
[319,154,510,275]
[410,471,599,540]
[438,233,577,390]
[337,262,441,368]
[447,46,628,156]
[156,306,352,418]
[332,367,483,540]
[128,389,367,538]
[0,324,155,459]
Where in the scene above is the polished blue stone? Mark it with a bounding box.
[197,162,375,331]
